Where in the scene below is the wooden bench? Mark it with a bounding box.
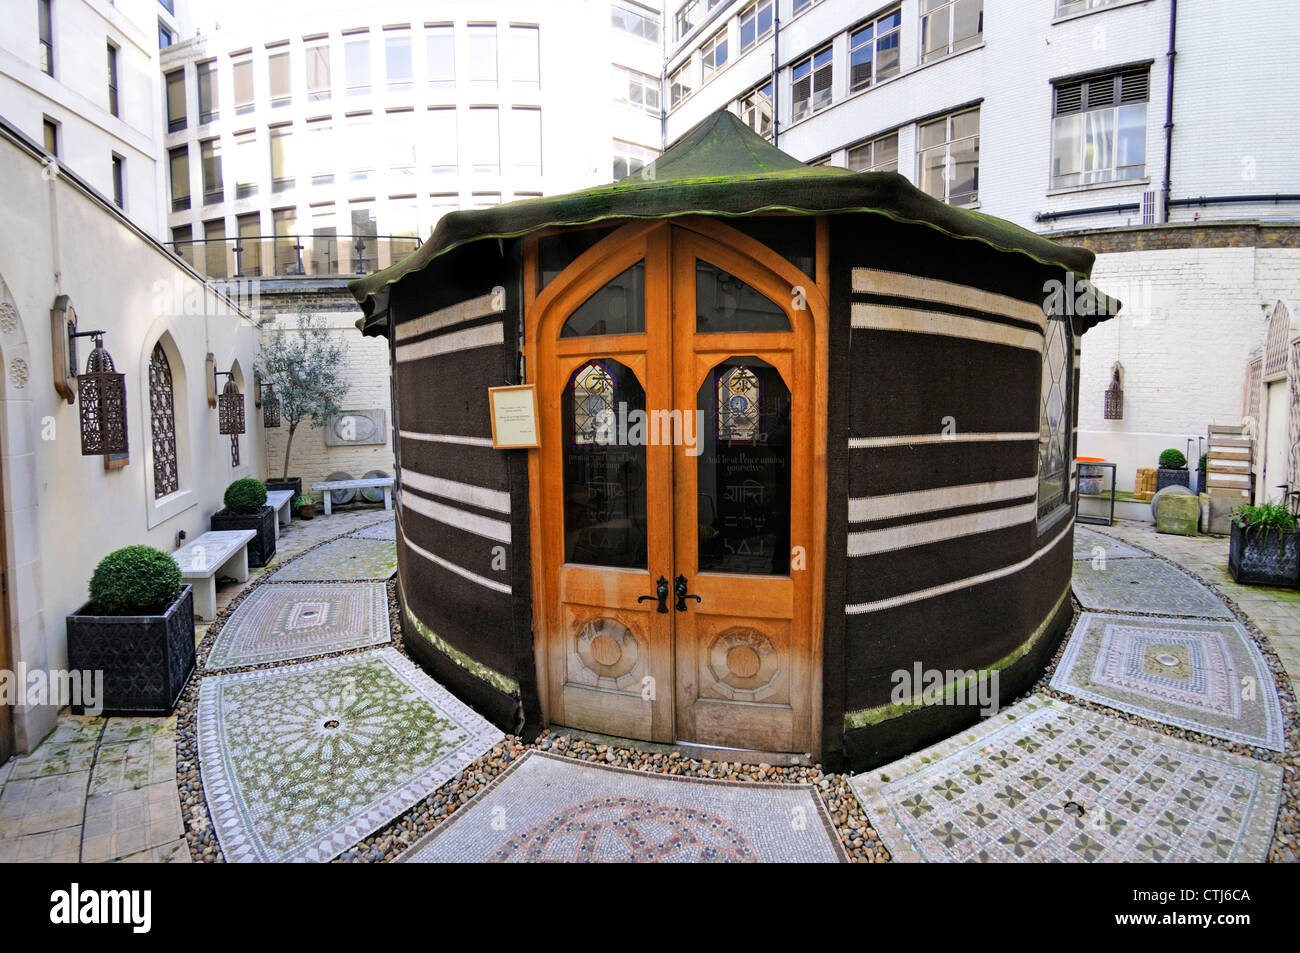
[173,529,256,621]
[312,476,395,516]
[265,489,295,539]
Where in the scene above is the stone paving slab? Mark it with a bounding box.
[81,780,185,863]
[266,537,398,582]
[0,826,82,862]
[0,771,90,838]
[350,519,396,541]
[199,647,503,863]
[89,734,177,797]
[852,695,1282,863]
[1072,557,1234,619]
[401,750,846,863]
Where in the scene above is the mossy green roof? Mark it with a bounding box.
[348,110,1100,327]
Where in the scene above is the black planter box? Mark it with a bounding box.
[1155,467,1191,491]
[265,477,302,499]
[1229,523,1300,587]
[65,586,196,715]
[210,504,276,567]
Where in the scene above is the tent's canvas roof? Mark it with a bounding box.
[349,110,1103,328]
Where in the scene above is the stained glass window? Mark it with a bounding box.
[1037,317,1070,519]
[149,342,179,498]
[716,366,761,443]
[571,361,616,446]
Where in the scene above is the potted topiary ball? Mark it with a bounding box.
[209,477,276,567]
[1228,502,1300,587]
[65,545,196,714]
[1155,448,1190,491]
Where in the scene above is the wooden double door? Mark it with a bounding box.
[527,219,827,755]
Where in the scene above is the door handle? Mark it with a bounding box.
[674,574,702,611]
[638,575,670,614]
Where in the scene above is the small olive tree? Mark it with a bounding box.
[256,314,349,480]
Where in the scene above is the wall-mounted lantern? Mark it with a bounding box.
[214,367,246,435]
[77,333,129,456]
[259,381,281,428]
[1104,362,1124,420]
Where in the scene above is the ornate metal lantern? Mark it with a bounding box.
[262,385,281,428]
[1104,363,1124,420]
[217,375,246,435]
[77,335,128,456]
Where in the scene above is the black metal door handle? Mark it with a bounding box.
[638,575,670,613]
[674,574,702,611]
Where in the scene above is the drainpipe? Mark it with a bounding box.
[1160,0,1178,223]
[772,11,781,147]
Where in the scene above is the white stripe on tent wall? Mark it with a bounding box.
[401,492,512,543]
[851,302,1043,352]
[401,470,511,514]
[845,519,1072,615]
[399,430,495,448]
[852,268,1047,330]
[848,501,1038,557]
[396,292,499,342]
[396,322,504,363]
[404,534,512,595]
[849,431,1039,449]
[849,476,1038,523]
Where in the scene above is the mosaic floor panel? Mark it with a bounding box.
[400,750,846,863]
[851,695,1282,863]
[1050,613,1284,751]
[1073,527,1149,560]
[350,520,396,541]
[1072,558,1233,619]
[268,537,398,582]
[206,582,391,670]
[198,648,503,862]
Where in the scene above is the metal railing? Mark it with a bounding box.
[167,233,422,279]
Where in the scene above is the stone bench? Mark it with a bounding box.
[265,489,295,539]
[311,477,395,516]
[173,529,256,621]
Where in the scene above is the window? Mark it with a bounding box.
[918,107,979,205]
[736,82,772,138]
[846,131,898,172]
[669,62,693,108]
[850,9,901,92]
[791,46,832,122]
[471,191,496,209]
[387,110,416,179]
[387,199,419,255]
[350,203,377,272]
[148,343,179,498]
[345,34,370,96]
[38,0,53,76]
[273,207,299,274]
[428,107,457,175]
[158,0,174,12]
[165,69,186,131]
[268,48,291,107]
[613,140,658,180]
[468,24,497,86]
[511,107,542,174]
[307,120,333,185]
[511,25,539,88]
[429,193,458,226]
[468,106,499,174]
[171,224,194,268]
[306,42,331,101]
[203,218,227,277]
[310,205,338,274]
[426,24,454,88]
[793,0,817,12]
[200,138,223,203]
[106,42,119,117]
[168,145,190,211]
[613,64,661,117]
[701,28,728,83]
[42,116,58,156]
[237,212,262,276]
[158,22,175,48]
[612,2,660,44]
[1056,0,1125,15]
[1051,68,1149,189]
[385,29,412,93]
[234,131,258,198]
[111,154,124,208]
[921,0,983,63]
[232,55,253,114]
[196,60,218,123]
[674,1,698,42]
[739,1,773,52]
[1037,316,1070,520]
[347,113,373,182]
[269,124,294,192]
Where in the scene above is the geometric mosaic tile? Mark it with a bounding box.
[1051,613,1285,751]
[851,695,1282,863]
[1072,558,1233,619]
[1073,526,1149,560]
[198,648,503,862]
[268,537,398,582]
[206,582,391,670]
[400,750,846,863]
[350,520,396,541]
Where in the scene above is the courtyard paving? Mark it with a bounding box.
[1,515,1295,863]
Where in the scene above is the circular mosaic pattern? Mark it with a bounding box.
[490,795,757,863]
[576,617,640,681]
[707,627,779,697]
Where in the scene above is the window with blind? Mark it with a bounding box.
[1051,67,1148,189]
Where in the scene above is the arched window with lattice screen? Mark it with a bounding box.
[149,342,180,498]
